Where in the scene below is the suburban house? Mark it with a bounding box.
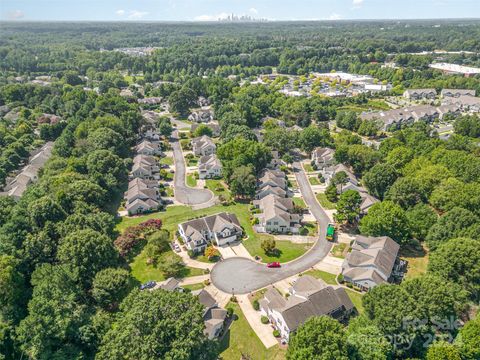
[191,123,221,137]
[403,88,437,100]
[151,281,227,340]
[188,109,214,123]
[255,185,287,200]
[268,151,286,170]
[440,89,476,98]
[1,142,54,200]
[447,95,480,112]
[254,194,301,234]
[359,193,379,214]
[178,212,243,253]
[437,104,461,119]
[311,147,335,170]
[259,276,355,341]
[191,135,216,157]
[192,289,228,340]
[258,169,288,190]
[130,155,160,180]
[124,178,163,215]
[198,154,222,179]
[410,105,440,122]
[322,164,358,187]
[135,140,164,156]
[341,235,403,290]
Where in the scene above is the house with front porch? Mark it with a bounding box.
[198,154,222,179]
[178,212,243,253]
[191,135,216,156]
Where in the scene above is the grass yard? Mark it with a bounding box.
[400,244,429,279]
[117,203,310,264]
[183,283,206,291]
[292,197,307,209]
[308,176,321,185]
[186,173,197,187]
[206,179,232,201]
[219,303,286,360]
[331,243,347,258]
[129,250,205,283]
[303,163,314,172]
[346,289,364,314]
[316,193,336,210]
[302,222,318,236]
[164,186,174,197]
[302,269,337,285]
[160,156,173,166]
[187,157,198,166]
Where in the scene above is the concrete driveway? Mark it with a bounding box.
[211,162,332,294]
[171,131,213,206]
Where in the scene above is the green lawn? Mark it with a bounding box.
[206,179,232,201]
[303,163,314,172]
[183,283,206,291]
[186,173,197,187]
[316,193,336,210]
[129,250,205,283]
[331,243,347,258]
[164,186,174,197]
[117,203,310,264]
[302,269,337,285]
[400,244,429,279]
[220,303,286,360]
[346,289,364,315]
[160,156,174,166]
[187,157,198,166]
[292,197,307,209]
[308,176,321,185]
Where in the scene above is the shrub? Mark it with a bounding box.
[230,295,238,303]
[226,307,234,317]
[203,279,210,286]
[253,299,260,311]
[337,274,344,283]
[273,329,280,337]
[261,316,269,324]
[187,250,194,258]
[346,282,353,288]
[299,227,308,236]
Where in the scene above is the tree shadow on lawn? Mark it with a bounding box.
[265,248,283,259]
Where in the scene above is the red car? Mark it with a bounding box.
[267,262,281,268]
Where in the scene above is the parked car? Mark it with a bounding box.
[267,262,281,268]
[140,281,156,290]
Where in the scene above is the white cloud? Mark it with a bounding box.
[194,12,229,21]
[116,9,125,16]
[249,8,258,14]
[326,13,342,20]
[8,10,25,20]
[127,10,149,20]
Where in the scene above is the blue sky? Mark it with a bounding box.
[1,0,479,21]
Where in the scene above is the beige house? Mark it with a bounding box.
[198,154,222,179]
[254,194,301,234]
[191,135,216,156]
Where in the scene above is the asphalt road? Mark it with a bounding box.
[171,131,214,206]
[210,162,333,294]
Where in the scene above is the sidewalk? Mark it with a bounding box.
[237,294,278,349]
[176,247,214,270]
[180,275,209,285]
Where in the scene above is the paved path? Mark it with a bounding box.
[211,162,332,294]
[237,294,278,348]
[180,275,209,285]
[171,131,213,206]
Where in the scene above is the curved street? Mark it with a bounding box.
[171,130,214,206]
[211,162,333,294]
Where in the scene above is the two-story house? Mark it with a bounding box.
[259,276,355,341]
[254,194,301,234]
[178,212,243,253]
[341,235,402,290]
[198,154,222,179]
[191,135,216,157]
[135,140,164,156]
[311,147,335,170]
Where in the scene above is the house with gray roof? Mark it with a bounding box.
[124,178,163,215]
[322,163,358,187]
[130,154,160,180]
[254,194,301,234]
[198,154,222,179]
[259,276,355,341]
[311,147,335,170]
[188,109,214,123]
[440,89,476,98]
[135,140,164,156]
[191,135,216,157]
[178,212,243,253]
[403,88,437,100]
[192,289,227,340]
[341,235,401,290]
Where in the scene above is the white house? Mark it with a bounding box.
[198,154,222,179]
[178,212,243,253]
[259,276,355,341]
[341,235,401,290]
[135,140,164,156]
[191,135,216,157]
[254,194,301,234]
[311,147,335,170]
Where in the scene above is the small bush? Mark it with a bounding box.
[337,274,344,283]
[203,279,210,286]
[273,329,280,337]
[226,306,234,317]
[298,227,308,236]
[346,282,353,288]
[230,295,238,303]
[261,316,269,324]
[253,299,260,311]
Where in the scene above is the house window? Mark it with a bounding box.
[273,221,278,225]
